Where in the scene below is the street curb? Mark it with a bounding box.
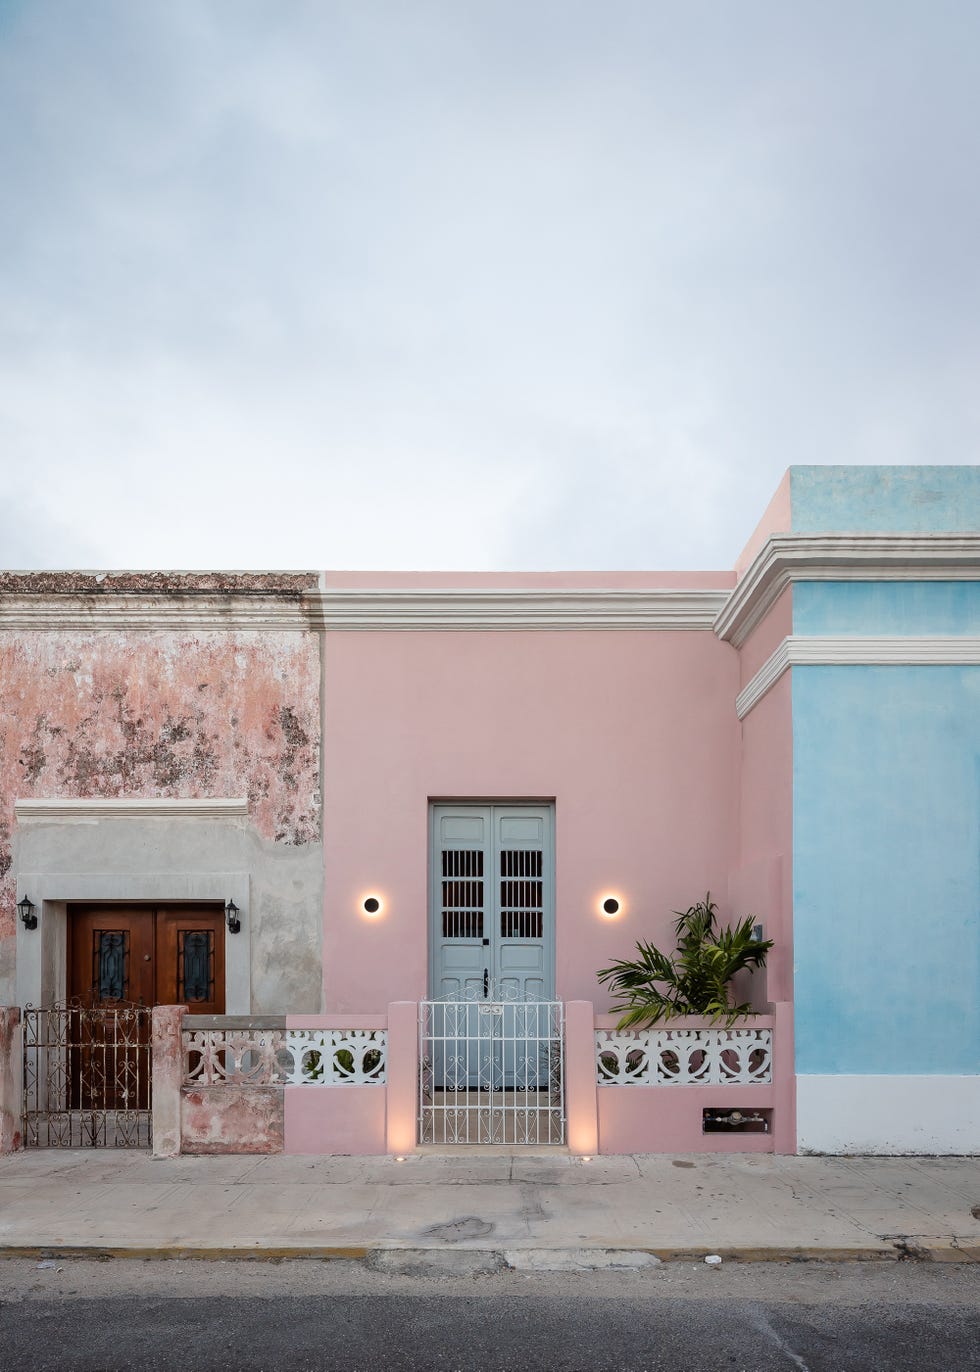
[1,1241,974,1264]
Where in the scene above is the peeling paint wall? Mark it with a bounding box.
[0,627,321,1002]
[181,1086,285,1154]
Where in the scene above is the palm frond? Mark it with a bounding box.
[597,894,774,1031]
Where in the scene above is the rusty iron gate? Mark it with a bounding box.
[23,1002,152,1148]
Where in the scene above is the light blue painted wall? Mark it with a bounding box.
[794,582,980,636]
[791,466,980,534]
[793,665,980,1075]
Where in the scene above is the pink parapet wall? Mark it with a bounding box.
[734,470,792,580]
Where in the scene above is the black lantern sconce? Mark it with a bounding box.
[17,895,37,930]
[225,898,241,934]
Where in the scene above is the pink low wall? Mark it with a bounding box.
[595,1005,795,1155]
[284,1085,387,1155]
[156,1000,795,1158]
[599,1083,777,1154]
[282,1007,409,1156]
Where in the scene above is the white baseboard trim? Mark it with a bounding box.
[797,1074,980,1155]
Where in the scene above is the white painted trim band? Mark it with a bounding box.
[797,1074,980,1155]
[717,534,980,647]
[737,636,980,718]
[0,588,730,632]
[14,798,250,820]
[314,588,727,630]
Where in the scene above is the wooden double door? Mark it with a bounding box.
[69,904,226,1014]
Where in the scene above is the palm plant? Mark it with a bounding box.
[597,894,773,1029]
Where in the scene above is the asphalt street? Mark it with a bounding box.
[0,1258,976,1372]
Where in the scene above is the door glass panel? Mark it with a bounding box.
[94,931,128,1001]
[441,849,484,938]
[178,929,214,1003]
[499,850,543,939]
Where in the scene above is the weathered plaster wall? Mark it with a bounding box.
[0,629,322,1007]
[790,464,980,533]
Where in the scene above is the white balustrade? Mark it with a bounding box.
[595,1026,772,1086]
[182,1025,387,1085]
[281,1029,386,1085]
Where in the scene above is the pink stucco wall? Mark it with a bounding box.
[324,571,735,590]
[738,587,792,689]
[598,1082,776,1153]
[732,673,793,1006]
[321,610,741,1013]
[284,1086,387,1155]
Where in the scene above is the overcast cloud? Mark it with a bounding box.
[1,1,978,571]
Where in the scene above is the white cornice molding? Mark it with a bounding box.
[310,588,728,630]
[14,798,249,821]
[737,635,980,719]
[0,588,730,632]
[0,595,316,632]
[716,534,980,647]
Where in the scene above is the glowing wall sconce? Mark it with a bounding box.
[361,895,383,918]
[599,894,622,918]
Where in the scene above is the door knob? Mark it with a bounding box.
[483,968,489,999]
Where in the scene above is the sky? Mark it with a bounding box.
[1,1,978,572]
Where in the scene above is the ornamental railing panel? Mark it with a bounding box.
[23,1002,152,1148]
[595,1026,772,1086]
[280,1029,386,1085]
[181,1021,387,1086]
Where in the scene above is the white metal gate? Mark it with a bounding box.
[419,990,564,1145]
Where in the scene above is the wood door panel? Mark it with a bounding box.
[155,908,226,1014]
[69,905,226,1012]
[69,907,155,1008]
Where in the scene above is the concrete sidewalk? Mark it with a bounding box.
[0,1149,977,1266]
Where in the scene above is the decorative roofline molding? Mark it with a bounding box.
[5,534,977,637]
[311,588,728,630]
[0,588,730,632]
[14,798,250,821]
[737,635,980,719]
[0,595,319,632]
[716,534,980,647]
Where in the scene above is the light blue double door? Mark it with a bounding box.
[428,803,556,1091]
